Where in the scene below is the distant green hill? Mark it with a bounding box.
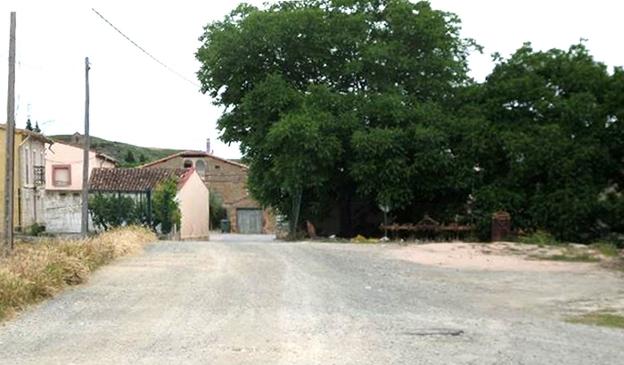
[50,134,183,167]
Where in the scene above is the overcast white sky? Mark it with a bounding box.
[0,0,622,159]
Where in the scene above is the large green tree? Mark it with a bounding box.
[197,1,624,243]
[468,43,623,242]
[197,0,477,236]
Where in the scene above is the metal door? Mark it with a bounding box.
[237,209,263,234]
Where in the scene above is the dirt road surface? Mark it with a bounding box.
[1,234,622,364]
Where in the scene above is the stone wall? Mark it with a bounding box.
[44,191,83,233]
[19,187,45,230]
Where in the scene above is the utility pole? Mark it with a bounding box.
[81,57,90,236]
[3,12,16,257]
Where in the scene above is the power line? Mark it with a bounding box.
[91,8,200,88]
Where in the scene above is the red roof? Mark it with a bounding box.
[89,168,192,192]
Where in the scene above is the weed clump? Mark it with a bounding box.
[351,235,379,244]
[518,230,559,246]
[0,226,156,321]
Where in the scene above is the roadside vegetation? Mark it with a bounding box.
[530,251,600,263]
[567,311,624,329]
[518,231,560,246]
[89,179,181,235]
[517,231,622,264]
[0,227,156,321]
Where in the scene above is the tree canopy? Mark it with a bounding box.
[197,0,624,243]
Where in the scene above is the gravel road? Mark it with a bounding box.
[1,234,623,364]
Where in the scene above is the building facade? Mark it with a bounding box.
[0,124,52,233]
[89,167,209,240]
[44,141,117,233]
[141,151,273,234]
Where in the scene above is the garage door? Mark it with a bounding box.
[237,209,263,234]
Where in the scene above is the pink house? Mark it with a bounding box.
[44,141,117,233]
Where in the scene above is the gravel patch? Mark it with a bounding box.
[0,235,622,364]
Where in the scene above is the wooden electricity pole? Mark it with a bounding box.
[3,12,16,257]
[80,57,90,236]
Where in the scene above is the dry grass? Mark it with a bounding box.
[0,226,156,321]
[351,235,380,244]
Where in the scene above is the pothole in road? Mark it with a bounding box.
[402,328,464,337]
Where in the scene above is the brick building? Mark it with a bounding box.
[140,150,272,234]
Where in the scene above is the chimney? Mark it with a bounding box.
[206,138,211,154]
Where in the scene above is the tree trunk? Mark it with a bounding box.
[289,188,303,238]
[339,189,354,238]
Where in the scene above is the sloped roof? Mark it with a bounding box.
[96,152,118,164]
[0,123,54,144]
[89,168,191,192]
[139,150,248,170]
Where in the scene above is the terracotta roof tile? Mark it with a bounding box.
[89,168,189,192]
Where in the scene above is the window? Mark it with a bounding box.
[183,160,193,168]
[52,165,71,187]
[195,160,206,175]
[24,147,30,185]
[214,165,221,170]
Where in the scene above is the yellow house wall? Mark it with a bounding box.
[0,127,23,233]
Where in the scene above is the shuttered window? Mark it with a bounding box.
[52,165,71,187]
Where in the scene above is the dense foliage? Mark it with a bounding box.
[89,180,181,235]
[463,44,624,241]
[209,190,227,229]
[197,0,624,242]
[89,194,142,230]
[152,179,181,235]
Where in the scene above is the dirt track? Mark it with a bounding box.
[1,234,623,364]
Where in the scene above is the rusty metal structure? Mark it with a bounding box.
[380,215,473,239]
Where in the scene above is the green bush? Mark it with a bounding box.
[519,230,559,246]
[89,193,140,230]
[209,190,227,230]
[153,179,181,234]
[27,223,46,236]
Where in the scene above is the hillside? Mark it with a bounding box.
[50,134,183,167]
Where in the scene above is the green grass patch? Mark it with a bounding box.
[592,242,620,257]
[530,252,600,263]
[567,312,624,329]
[518,230,560,246]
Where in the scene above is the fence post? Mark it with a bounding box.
[146,190,152,228]
[491,211,511,242]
